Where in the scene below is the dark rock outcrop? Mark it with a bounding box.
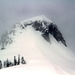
[32,21,67,46]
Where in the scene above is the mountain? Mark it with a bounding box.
[0,15,75,75]
[0,15,67,50]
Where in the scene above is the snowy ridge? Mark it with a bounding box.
[21,15,52,24]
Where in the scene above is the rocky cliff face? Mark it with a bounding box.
[29,21,67,46]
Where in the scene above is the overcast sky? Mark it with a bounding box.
[0,0,75,52]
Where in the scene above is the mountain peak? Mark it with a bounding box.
[21,15,52,24]
[0,15,67,50]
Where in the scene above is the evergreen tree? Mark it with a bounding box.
[21,57,26,64]
[0,60,2,69]
[4,61,6,68]
[14,56,17,65]
[18,55,20,65]
[6,59,10,67]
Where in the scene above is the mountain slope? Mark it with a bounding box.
[0,15,75,75]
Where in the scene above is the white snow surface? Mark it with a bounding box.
[0,16,75,75]
[0,62,70,75]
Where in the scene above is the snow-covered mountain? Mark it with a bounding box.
[0,15,67,50]
[0,15,75,75]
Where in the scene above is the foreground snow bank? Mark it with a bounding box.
[0,59,70,75]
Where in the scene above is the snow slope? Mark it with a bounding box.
[0,15,75,75]
[0,63,70,75]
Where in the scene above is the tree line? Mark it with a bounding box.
[0,55,26,69]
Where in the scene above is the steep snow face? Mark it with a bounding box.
[0,16,75,75]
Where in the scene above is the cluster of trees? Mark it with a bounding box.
[0,55,26,69]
